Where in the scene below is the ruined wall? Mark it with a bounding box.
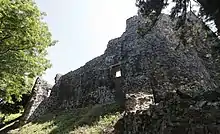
[114,90,220,134]
[20,77,52,122]
[23,13,220,122]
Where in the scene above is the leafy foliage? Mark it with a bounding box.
[136,0,220,34]
[0,0,56,103]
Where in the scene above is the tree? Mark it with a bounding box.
[0,0,56,103]
[136,0,220,34]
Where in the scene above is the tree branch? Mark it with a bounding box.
[0,35,11,44]
[0,46,32,55]
[0,12,6,27]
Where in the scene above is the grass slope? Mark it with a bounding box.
[8,103,120,134]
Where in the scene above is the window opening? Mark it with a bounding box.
[115,70,121,78]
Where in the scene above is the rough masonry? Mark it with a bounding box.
[20,77,52,122]
[22,13,220,123]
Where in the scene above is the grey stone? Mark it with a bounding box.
[54,73,62,84]
[113,90,220,134]
[22,13,220,125]
[51,13,219,110]
[20,77,52,123]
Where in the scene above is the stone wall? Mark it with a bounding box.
[22,13,220,122]
[20,77,52,122]
[114,90,220,134]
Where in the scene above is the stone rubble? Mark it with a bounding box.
[114,90,220,134]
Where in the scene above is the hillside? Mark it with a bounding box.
[2,103,120,134]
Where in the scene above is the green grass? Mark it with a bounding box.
[4,113,22,122]
[0,113,4,119]
[0,112,22,123]
[8,103,121,134]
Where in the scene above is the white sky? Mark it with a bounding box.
[35,0,138,84]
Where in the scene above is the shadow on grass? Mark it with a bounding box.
[25,103,121,134]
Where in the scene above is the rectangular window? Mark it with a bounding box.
[115,70,121,78]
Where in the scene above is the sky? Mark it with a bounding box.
[35,0,138,84]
